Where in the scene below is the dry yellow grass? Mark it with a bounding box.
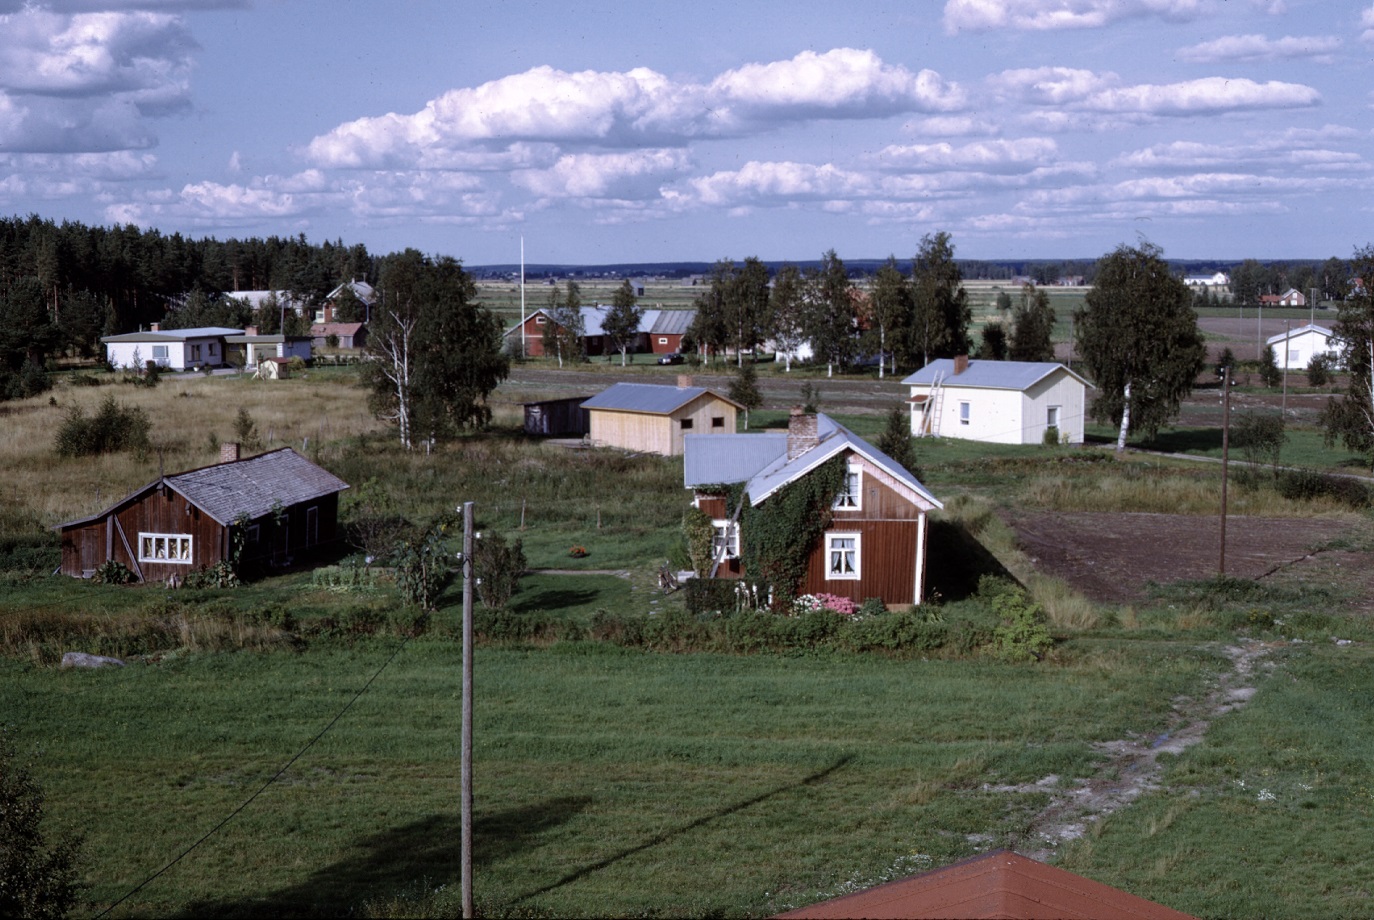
[4,371,384,527]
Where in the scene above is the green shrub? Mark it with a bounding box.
[54,393,151,458]
[0,731,83,920]
[472,531,527,611]
[684,577,748,617]
[90,559,136,585]
[1275,468,1371,509]
[182,561,239,589]
[1042,426,1060,446]
[983,578,1052,662]
[1307,354,1331,387]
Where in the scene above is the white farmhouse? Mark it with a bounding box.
[103,326,241,370]
[1266,324,1340,370]
[903,356,1094,445]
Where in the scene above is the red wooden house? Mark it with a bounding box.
[684,408,942,606]
[56,445,349,582]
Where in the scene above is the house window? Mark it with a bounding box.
[1047,406,1060,430]
[151,345,169,361]
[959,401,970,425]
[1289,349,1300,364]
[680,418,694,430]
[833,465,862,510]
[659,337,669,345]
[208,342,217,356]
[191,344,202,361]
[711,519,740,559]
[826,533,860,580]
[711,416,725,429]
[535,315,547,325]
[138,533,192,564]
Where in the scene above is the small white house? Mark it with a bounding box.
[224,330,313,369]
[103,326,241,371]
[1266,324,1340,370]
[903,356,1094,445]
[1185,271,1231,288]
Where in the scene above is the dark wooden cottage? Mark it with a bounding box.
[55,445,349,582]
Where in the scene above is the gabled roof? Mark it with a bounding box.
[102,327,242,343]
[774,849,1195,919]
[327,280,375,304]
[1266,323,1333,346]
[685,413,942,511]
[903,359,1093,392]
[504,306,697,339]
[582,382,742,415]
[56,448,349,531]
[311,322,366,336]
[649,309,695,336]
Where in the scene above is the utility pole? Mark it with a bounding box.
[461,501,475,918]
[1219,367,1230,576]
[520,237,527,360]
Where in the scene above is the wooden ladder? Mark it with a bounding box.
[922,371,945,437]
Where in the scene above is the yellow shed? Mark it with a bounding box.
[582,382,742,456]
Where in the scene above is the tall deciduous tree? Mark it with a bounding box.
[1009,282,1056,362]
[803,249,858,377]
[365,250,508,449]
[909,231,971,367]
[729,256,772,366]
[728,360,762,428]
[602,279,644,367]
[1076,242,1206,451]
[689,259,735,365]
[865,257,912,378]
[1319,246,1374,467]
[542,282,585,368]
[769,263,807,371]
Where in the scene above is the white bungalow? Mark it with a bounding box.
[1266,324,1340,370]
[223,329,313,369]
[103,326,240,371]
[903,356,1094,445]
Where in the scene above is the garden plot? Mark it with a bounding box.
[1004,511,1365,606]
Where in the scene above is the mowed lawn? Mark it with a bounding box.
[12,637,1216,918]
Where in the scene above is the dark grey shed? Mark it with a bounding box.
[523,397,592,437]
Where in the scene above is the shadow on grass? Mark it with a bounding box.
[171,797,591,918]
[509,755,854,907]
[510,586,602,614]
[925,519,1016,602]
[1137,427,1223,454]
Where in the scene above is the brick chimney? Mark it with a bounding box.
[150,322,160,332]
[787,406,819,460]
[245,325,258,336]
[954,354,969,375]
[677,374,694,388]
[220,442,241,463]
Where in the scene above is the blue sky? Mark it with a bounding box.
[0,0,1371,265]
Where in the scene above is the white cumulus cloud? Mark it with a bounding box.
[944,0,1205,33]
[1177,34,1342,63]
[513,149,689,199]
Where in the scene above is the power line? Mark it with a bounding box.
[91,616,428,919]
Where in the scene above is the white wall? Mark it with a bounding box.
[1273,331,1339,370]
[910,371,1088,444]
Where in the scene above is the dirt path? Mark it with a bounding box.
[991,640,1276,861]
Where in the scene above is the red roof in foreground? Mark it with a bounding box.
[773,850,1196,920]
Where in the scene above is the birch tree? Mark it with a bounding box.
[769,263,807,371]
[602,279,643,367]
[1319,245,1374,467]
[1075,242,1205,451]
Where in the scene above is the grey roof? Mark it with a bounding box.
[684,433,789,486]
[685,414,942,511]
[582,382,741,415]
[902,359,1092,391]
[56,447,349,531]
[1266,323,1333,346]
[102,327,242,343]
[168,448,349,524]
[650,309,695,336]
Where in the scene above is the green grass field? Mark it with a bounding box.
[8,351,1374,917]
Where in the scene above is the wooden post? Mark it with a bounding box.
[461,501,474,919]
[1219,368,1230,576]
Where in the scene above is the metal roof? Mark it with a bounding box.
[1266,323,1333,346]
[774,849,1196,919]
[903,358,1093,391]
[685,413,942,511]
[102,327,242,343]
[650,309,695,336]
[582,382,740,415]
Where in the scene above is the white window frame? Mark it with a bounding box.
[1047,406,1060,430]
[826,532,860,580]
[832,464,862,511]
[658,337,669,345]
[1289,349,1300,365]
[711,519,740,560]
[959,401,970,425]
[138,532,193,564]
[534,315,547,325]
[151,345,169,360]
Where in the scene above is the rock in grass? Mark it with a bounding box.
[60,652,125,669]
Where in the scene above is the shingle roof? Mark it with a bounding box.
[55,447,349,531]
[167,448,349,525]
[582,382,741,415]
[903,358,1092,391]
